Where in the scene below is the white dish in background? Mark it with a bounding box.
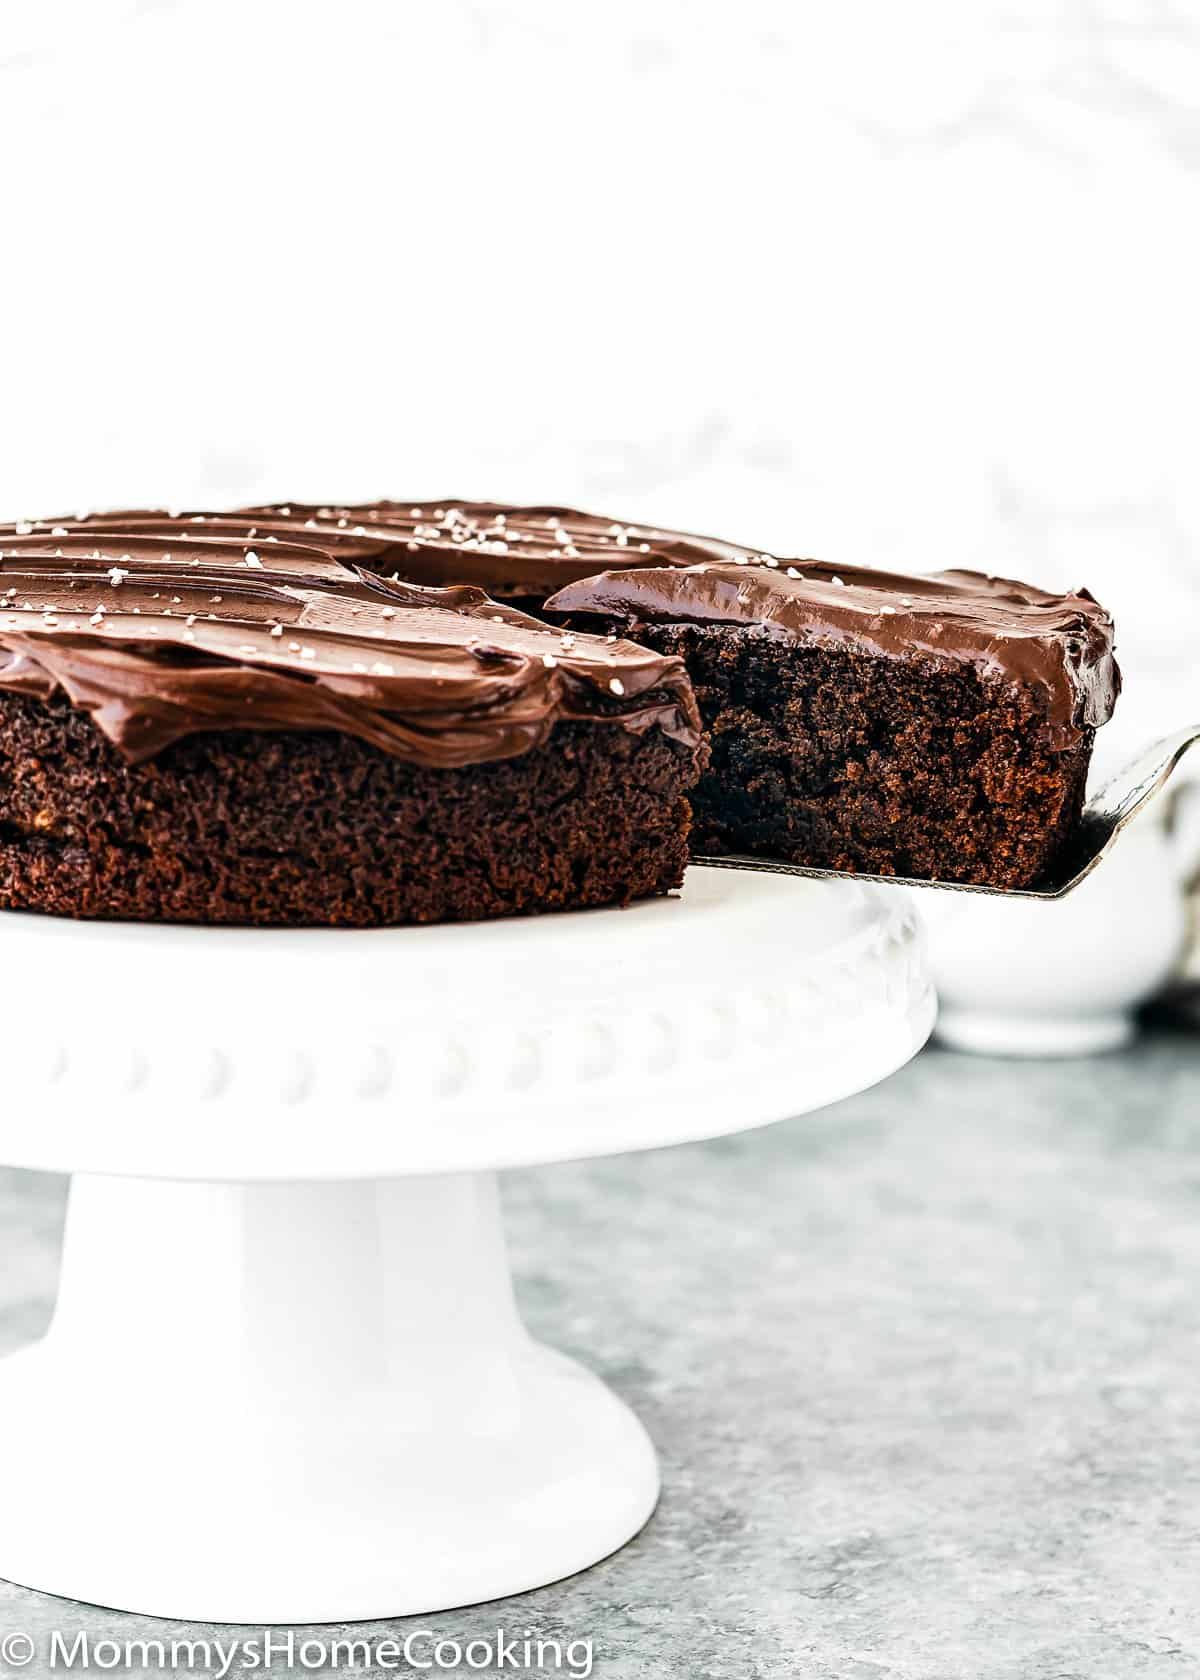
[921,791,1200,1057]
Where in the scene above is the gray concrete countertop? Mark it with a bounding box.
[2,1035,1199,1679]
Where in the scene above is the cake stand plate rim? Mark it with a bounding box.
[0,866,934,1181]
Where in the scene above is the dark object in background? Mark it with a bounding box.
[1141,982,1200,1034]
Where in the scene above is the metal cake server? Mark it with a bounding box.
[692,723,1200,902]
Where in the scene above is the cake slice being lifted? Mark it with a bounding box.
[544,559,1120,891]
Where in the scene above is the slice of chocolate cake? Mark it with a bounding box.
[0,518,702,927]
[544,559,1121,890]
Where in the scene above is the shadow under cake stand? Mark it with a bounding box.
[0,867,934,1624]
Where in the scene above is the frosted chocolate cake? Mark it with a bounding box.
[544,558,1120,890]
[0,504,1120,896]
[0,516,702,926]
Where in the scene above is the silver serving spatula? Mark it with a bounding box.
[693,724,1200,902]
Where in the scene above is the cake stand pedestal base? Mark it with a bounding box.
[0,868,933,1623]
[0,1173,657,1624]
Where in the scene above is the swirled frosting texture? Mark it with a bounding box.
[544,559,1120,747]
[234,500,760,595]
[3,501,755,599]
[0,514,700,766]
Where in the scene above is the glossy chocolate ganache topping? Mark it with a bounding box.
[0,511,700,765]
[233,500,759,597]
[0,501,754,601]
[545,559,1121,747]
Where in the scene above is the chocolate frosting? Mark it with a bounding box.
[234,500,760,596]
[0,516,700,766]
[544,559,1121,746]
[0,499,757,601]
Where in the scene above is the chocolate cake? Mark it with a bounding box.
[544,559,1121,890]
[0,502,1121,897]
[0,518,702,926]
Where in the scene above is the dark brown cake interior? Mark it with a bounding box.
[612,621,1092,887]
[0,693,694,927]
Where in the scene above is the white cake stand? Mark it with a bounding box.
[0,868,933,1624]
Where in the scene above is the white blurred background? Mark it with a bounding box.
[1,0,1196,760]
